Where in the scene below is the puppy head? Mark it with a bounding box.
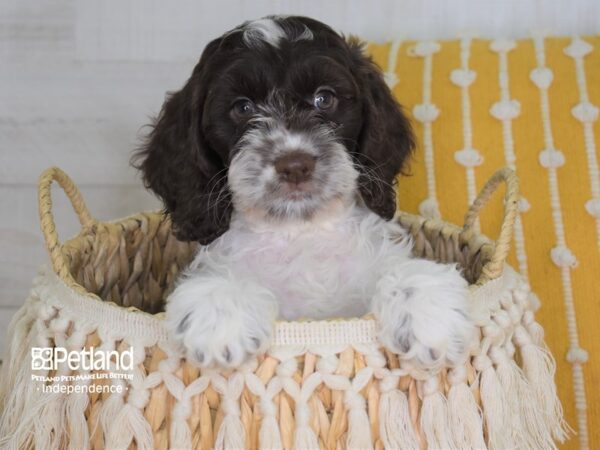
[134,16,414,244]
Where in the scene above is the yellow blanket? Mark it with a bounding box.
[367,36,600,450]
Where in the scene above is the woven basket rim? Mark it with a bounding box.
[57,208,493,318]
[37,261,516,349]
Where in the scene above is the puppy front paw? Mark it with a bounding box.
[166,275,278,368]
[372,260,475,371]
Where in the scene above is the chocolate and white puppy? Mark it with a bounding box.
[135,16,474,369]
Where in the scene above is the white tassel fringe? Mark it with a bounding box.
[345,390,373,450]
[516,326,569,442]
[475,354,512,450]
[420,377,456,450]
[379,388,420,450]
[447,369,486,450]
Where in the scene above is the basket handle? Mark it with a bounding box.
[38,167,95,284]
[463,167,519,284]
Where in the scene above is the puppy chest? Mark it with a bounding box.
[224,230,387,319]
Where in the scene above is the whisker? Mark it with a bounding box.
[203,172,231,224]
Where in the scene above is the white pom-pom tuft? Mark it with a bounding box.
[454,148,483,167]
[409,41,441,57]
[450,68,476,87]
[564,38,593,58]
[419,198,441,219]
[566,347,589,364]
[528,292,542,311]
[384,72,399,89]
[529,67,554,89]
[538,149,565,168]
[571,102,599,123]
[412,103,440,123]
[490,99,521,120]
[550,246,578,268]
[585,198,600,218]
[518,197,531,213]
[490,38,516,52]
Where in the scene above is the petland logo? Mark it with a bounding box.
[31,346,134,371]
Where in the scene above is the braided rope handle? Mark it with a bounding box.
[36,166,517,290]
[463,167,519,284]
[38,167,95,286]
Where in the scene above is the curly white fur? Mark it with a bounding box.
[167,203,474,369]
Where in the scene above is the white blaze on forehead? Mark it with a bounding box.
[243,18,286,48]
[242,17,314,48]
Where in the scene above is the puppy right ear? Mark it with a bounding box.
[133,39,231,244]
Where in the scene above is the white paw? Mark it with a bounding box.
[166,274,278,368]
[371,260,474,371]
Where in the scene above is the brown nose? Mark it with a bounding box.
[274,151,316,184]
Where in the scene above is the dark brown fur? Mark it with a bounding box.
[133,16,414,244]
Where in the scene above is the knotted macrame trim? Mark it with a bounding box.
[0,264,568,450]
[17,264,513,349]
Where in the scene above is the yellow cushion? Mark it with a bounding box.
[367,36,600,449]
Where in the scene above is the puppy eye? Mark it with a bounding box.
[313,89,337,111]
[231,98,256,119]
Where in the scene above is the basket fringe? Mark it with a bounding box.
[170,417,192,449]
[492,344,556,449]
[105,404,154,450]
[0,299,34,409]
[345,391,373,449]
[524,311,545,345]
[99,391,124,433]
[515,326,569,442]
[38,388,69,449]
[378,384,420,450]
[2,385,48,450]
[420,377,456,450]
[475,354,512,450]
[345,367,373,450]
[37,321,76,450]
[0,263,568,449]
[61,325,93,450]
[0,303,47,449]
[65,375,91,450]
[168,375,211,450]
[447,368,486,449]
[212,373,246,450]
[213,412,246,448]
[259,415,283,450]
[518,379,558,449]
[292,401,320,450]
[245,374,283,449]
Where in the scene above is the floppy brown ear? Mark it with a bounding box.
[133,38,232,244]
[349,39,415,219]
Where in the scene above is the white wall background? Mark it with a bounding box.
[1,0,599,355]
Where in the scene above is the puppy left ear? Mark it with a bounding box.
[349,39,415,219]
[132,38,232,245]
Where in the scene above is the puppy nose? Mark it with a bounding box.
[274,151,316,184]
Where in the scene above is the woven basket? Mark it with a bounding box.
[0,167,567,450]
